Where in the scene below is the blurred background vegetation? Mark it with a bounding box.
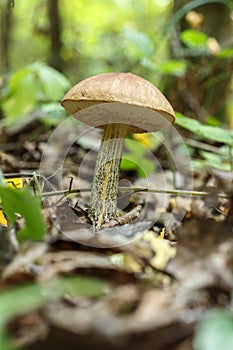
[0,0,233,171]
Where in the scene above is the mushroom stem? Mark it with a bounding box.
[88,123,128,229]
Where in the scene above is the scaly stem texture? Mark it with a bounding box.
[88,123,127,229]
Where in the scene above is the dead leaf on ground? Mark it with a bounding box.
[167,218,233,290]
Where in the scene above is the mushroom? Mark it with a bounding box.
[61,72,175,229]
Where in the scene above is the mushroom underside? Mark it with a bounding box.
[63,102,174,133]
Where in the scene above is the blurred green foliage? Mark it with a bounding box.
[0,0,232,175]
[1,62,70,123]
[0,0,232,172]
[121,136,161,177]
[176,113,233,145]
[0,186,46,242]
[0,276,107,350]
[193,310,233,350]
[6,0,173,82]
[180,29,208,49]
[1,0,232,122]
[176,113,233,170]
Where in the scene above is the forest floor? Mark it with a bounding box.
[0,119,233,350]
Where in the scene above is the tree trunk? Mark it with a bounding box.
[47,0,63,72]
[0,0,14,119]
[0,0,13,74]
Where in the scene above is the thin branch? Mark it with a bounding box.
[184,138,223,154]
[40,186,229,199]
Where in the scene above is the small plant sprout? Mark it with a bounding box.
[61,72,175,229]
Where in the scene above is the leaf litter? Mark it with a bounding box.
[0,121,233,350]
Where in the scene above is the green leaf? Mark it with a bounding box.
[180,29,208,49]
[3,66,38,119]
[175,113,233,145]
[158,60,187,77]
[121,157,137,171]
[33,62,70,101]
[121,153,155,177]
[137,158,156,177]
[125,138,147,156]
[192,159,231,171]
[58,276,107,298]
[193,310,233,350]
[205,116,222,127]
[3,62,70,120]
[0,284,52,325]
[0,330,12,350]
[0,276,106,325]
[0,276,107,349]
[40,103,67,125]
[198,150,231,170]
[122,138,156,177]
[217,47,233,58]
[0,187,46,242]
[200,150,224,163]
[123,27,154,57]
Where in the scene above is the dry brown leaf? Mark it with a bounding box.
[167,218,233,290]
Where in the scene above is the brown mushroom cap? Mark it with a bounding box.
[61,72,175,133]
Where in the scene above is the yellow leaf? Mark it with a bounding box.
[133,134,151,148]
[158,227,165,239]
[143,231,176,270]
[0,209,8,227]
[3,178,24,189]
